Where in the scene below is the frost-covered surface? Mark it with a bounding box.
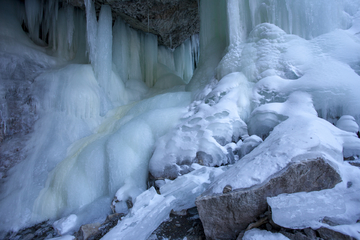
[243,229,289,240]
[1,0,360,239]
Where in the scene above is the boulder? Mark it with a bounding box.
[196,157,342,240]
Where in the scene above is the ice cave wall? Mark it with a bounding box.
[0,0,199,233]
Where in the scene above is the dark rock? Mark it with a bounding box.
[265,223,272,231]
[64,0,200,48]
[195,157,342,240]
[2,220,57,240]
[82,212,125,240]
[303,228,317,239]
[106,212,125,223]
[316,227,355,240]
[77,222,102,240]
[348,161,360,167]
[171,209,188,216]
[196,151,213,166]
[150,207,205,240]
[22,233,35,240]
[280,231,313,240]
[222,184,232,194]
[245,217,268,231]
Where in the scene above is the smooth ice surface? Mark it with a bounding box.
[243,229,289,240]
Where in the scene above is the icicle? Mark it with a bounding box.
[169,34,172,49]
[66,5,74,47]
[95,5,113,92]
[24,0,43,42]
[142,33,158,87]
[113,18,130,82]
[84,0,97,65]
[227,0,242,45]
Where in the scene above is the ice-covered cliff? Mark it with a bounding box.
[1,0,360,239]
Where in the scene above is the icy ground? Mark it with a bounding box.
[0,0,360,239]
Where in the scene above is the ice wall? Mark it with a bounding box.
[0,0,199,235]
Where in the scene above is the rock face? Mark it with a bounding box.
[0,54,45,178]
[195,157,342,240]
[64,0,200,48]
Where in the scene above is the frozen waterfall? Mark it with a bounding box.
[1,0,360,239]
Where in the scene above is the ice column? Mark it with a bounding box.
[95,5,113,92]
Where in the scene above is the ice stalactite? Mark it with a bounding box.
[84,0,97,66]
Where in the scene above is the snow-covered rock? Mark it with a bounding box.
[196,157,341,239]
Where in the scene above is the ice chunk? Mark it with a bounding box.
[103,165,225,240]
[336,115,359,133]
[243,228,289,240]
[268,163,360,239]
[239,135,263,158]
[53,214,78,235]
[49,236,75,240]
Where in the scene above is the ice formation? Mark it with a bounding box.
[0,0,360,239]
[243,228,289,240]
